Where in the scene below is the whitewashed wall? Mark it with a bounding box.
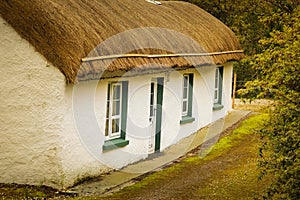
[223,62,234,113]
[0,17,66,188]
[60,64,233,184]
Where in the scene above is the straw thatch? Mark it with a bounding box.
[1,0,244,83]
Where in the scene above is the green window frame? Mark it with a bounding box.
[213,66,224,110]
[180,73,195,124]
[103,81,129,151]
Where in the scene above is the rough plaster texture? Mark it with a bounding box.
[0,16,233,189]
[0,17,65,188]
[0,17,110,189]
[58,83,111,188]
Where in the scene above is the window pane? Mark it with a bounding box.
[106,101,110,118]
[151,82,154,93]
[111,118,120,134]
[105,119,109,136]
[183,87,188,99]
[150,82,155,119]
[150,105,153,117]
[215,69,219,87]
[214,67,223,104]
[182,101,187,113]
[182,74,191,116]
[184,76,188,87]
[112,100,120,116]
[150,82,155,105]
[214,90,218,100]
[113,84,121,100]
[150,93,154,105]
[107,84,111,100]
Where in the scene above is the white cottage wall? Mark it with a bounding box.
[57,82,111,188]
[160,67,216,151]
[159,71,183,150]
[58,65,233,186]
[195,66,216,126]
[125,77,154,156]
[58,77,150,187]
[223,63,234,112]
[0,17,66,188]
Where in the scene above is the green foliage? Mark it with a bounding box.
[177,0,299,54]
[240,5,300,100]
[234,59,256,92]
[175,0,268,55]
[240,5,300,199]
[259,103,300,199]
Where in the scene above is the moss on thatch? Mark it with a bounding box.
[0,0,244,83]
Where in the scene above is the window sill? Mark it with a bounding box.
[102,138,129,151]
[213,103,224,111]
[180,116,195,124]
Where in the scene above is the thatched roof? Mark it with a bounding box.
[1,0,244,83]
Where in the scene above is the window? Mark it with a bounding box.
[182,75,189,116]
[213,66,224,110]
[103,81,129,151]
[149,81,156,122]
[180,74,195,124]
[105,83,122,138]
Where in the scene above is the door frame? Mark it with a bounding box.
[154,77,164,152]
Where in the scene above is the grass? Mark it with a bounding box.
[200,113,268,161]
[0,184,55,199]
[192,114,272,199]
[73,113,273,199]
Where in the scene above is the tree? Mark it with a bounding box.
[240,5,300,199]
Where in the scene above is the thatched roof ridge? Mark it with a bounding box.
[1,0,244,83]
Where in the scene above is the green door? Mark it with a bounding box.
[148,77,164,153]
[155,77,164,152]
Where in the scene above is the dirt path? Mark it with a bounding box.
[90,114,272,200]
[100,139,254,199]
